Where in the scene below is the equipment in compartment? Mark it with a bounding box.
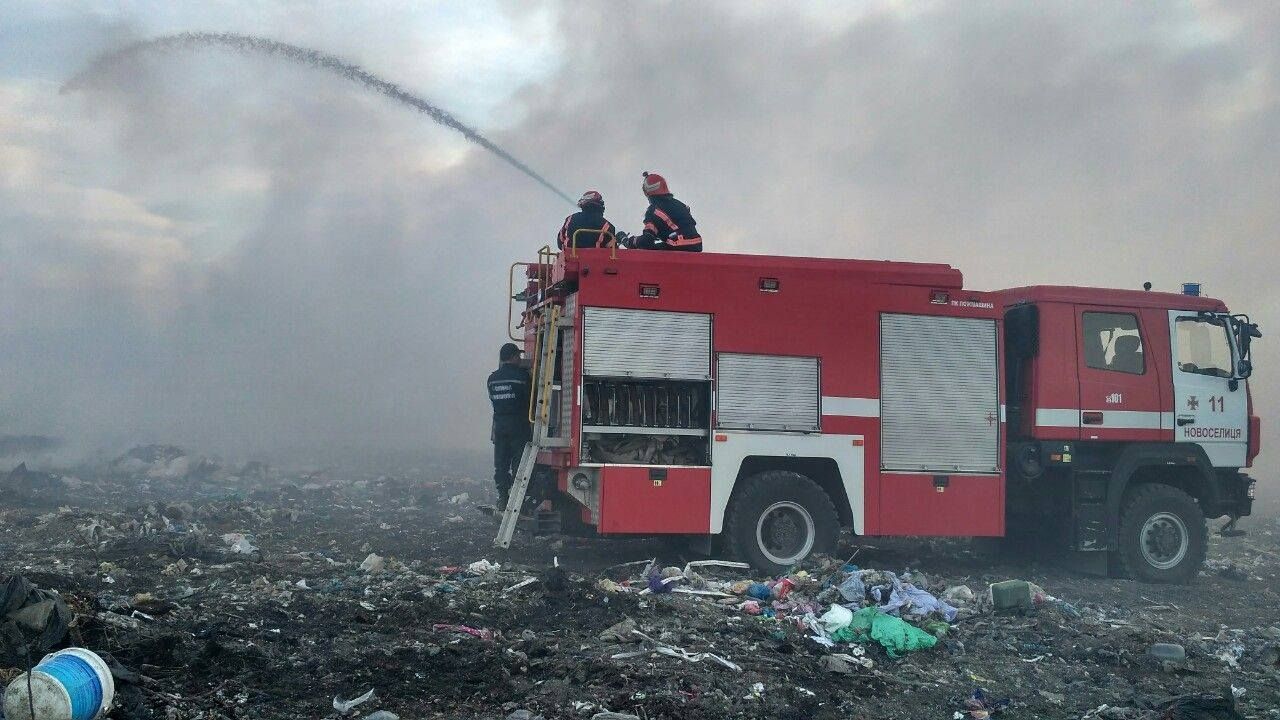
[582,379,708,428]
[581,433,708,465]
[580,379,710,466]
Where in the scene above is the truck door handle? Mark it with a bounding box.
[1177,417,1195,426]
[1082,411,1104,425]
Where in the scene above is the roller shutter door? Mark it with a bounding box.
[554,295,577,438]
[880,313,999,473]
[717,354,820,431]
[582,308,712,380]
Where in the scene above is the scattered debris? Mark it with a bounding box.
[598,618,638,643]
[837,607,938,657]
[432,623,495,641]
[221,532,258,555]
[1145,690,1243,719]
[989,580,1035,611]
[613,630,742,672]
[0,575,72,665]
[958,687,1010,719]
[0,461,1276,718]
[358,553,385,574]
[1150,642,1186,662]
[466,559,501,575]
[333,688,376,714]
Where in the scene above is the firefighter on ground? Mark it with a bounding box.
[557,190,618,250]
[634,171,702,252]
[488,342,532,510]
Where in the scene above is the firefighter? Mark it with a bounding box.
[557,190,618,250]
[487,342,532,509]
[634,171,702,252]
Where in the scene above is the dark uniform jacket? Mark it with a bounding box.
[557,208,617,249]
[487,363,532,436]
[640,195,701,252]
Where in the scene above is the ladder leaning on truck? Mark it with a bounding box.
[496,246,1262,583]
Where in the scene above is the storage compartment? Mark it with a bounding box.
[582,307,712,380]
[578,307,714,466]
[580,379,710,465]
[583,379,708,429]
[581,433,709,466]
[716,353,820,431]
[597,466,712,533]
[880,313,1000,474]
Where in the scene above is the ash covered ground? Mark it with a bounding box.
[1,448,1278,720]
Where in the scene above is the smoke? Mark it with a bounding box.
[2,3,1277,481]
[64,31,575,205]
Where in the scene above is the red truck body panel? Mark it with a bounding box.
[530,249,1004,538]
[517,253,1248,541]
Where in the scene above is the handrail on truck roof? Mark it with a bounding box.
[567,228,618,260]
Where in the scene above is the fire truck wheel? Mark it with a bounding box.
[725,471,839,574]
[1116,483,1207,583]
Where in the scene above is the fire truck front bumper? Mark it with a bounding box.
[1213,471,1255,521]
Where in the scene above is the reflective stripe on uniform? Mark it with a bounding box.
[666,235,703,247]
[653,208,680,230]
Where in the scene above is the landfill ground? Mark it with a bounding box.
[1,451,1278,720]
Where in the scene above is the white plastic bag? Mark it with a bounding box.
[819,604,854,634]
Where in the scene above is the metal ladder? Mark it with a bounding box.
[494,305,559,549]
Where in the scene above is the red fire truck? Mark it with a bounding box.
[495,247,1261,583]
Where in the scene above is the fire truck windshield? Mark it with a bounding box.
[1176,317,1234,378]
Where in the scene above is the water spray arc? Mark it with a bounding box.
[65,31,575,205]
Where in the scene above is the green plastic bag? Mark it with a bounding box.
[922,619,950,638]
[832,607,937,657]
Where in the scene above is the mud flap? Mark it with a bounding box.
[1072,503,1108,551]
[1072,469,1111,551]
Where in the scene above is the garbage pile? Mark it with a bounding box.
[1,463,78,507]
[0,460,1277,719]
[1,575,73,667]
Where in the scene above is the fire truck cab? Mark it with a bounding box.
[500,248,1260,583]
[1001,286,1260,581]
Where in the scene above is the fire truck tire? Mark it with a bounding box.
[1116,483,1207,584]
[725,471,839,575]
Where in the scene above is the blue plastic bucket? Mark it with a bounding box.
[2,648,114,720]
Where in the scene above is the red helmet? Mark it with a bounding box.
[577,190,604,209]
[641,171,669,197]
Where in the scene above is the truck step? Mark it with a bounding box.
[535,510,561,535]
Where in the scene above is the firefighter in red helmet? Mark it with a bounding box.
[635,172,702,252]
[557,190,618,250]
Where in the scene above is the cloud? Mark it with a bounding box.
[0,1,1276,474]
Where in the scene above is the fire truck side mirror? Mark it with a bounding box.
[1229,315,1259,380]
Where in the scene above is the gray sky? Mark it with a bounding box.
[0,1,1276,467]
